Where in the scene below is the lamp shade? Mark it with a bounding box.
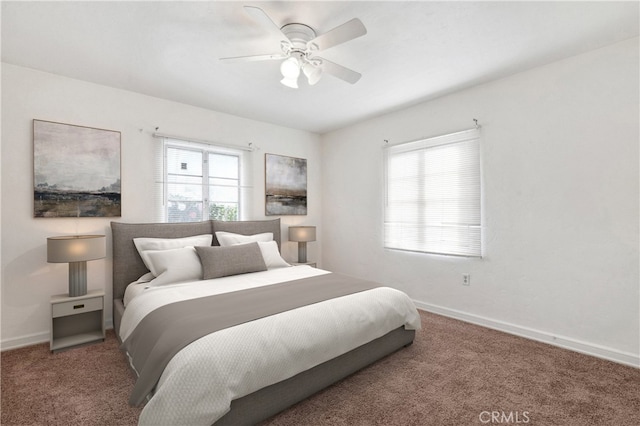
[280,77,299,89]
[280,57,301,88]
[47,235,106,263]
[289,226,316,243]
[303,63,322,85]
[280,57,301,79]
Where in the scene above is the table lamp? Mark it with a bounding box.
[47,235,106,297]
[288,226,316,264]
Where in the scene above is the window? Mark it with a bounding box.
[384,128,481,257]
[164,142,242,223]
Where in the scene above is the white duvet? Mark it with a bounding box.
[121,266,421,426]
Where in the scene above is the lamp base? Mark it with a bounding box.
[68,261,88,297]
[297,242,308,264]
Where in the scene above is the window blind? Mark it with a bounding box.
[384,128,481,257]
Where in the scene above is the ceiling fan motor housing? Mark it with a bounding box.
[281,23,317,51]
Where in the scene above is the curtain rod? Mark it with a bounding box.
[383,119,481,148]
[153,132,256,152]
[383,126,480,149]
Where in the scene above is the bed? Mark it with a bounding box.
[111,219,420,425]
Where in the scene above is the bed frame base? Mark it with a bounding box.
[215,327,415,426]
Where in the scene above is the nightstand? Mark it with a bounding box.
[50,290,105,352]
[292,261,317,268]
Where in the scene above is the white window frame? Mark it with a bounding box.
[162,139,243,223]
[384,128,482,257]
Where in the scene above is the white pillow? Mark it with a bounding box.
[215,231,273,247]
[257,241,291,269]
[135,272,155,284]
[142,246,203,286]
[133,234,212,270]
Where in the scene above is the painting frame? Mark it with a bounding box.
[265,153,307,216]
[33,119,121,218]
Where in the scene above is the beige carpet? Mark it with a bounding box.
[2,311,639,425]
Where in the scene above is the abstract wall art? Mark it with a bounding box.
[33,119,121,217]
[265,153,307,215]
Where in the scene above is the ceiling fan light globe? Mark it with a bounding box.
[280,77,299,89]
[307,68,323,85]
[280,57,300,79]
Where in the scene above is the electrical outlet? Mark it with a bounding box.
[462,274,470,286]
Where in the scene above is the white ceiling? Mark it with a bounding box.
[2,1,638,134]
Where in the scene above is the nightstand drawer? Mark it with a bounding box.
[52,297,103,318]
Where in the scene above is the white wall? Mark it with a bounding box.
[321,38,639,366]
[1,64,322,349]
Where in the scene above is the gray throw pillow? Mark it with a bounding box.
[195,242,267,279]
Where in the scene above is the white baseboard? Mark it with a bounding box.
[1,318,114,352]
[0,331,50,351]
[414,300,639,369]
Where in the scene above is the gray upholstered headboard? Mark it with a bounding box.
[110,219,281,301]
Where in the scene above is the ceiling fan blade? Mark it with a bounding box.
[219,53,287,63]
[307,18,367,51]
[317,58,361,84]
[244,6,291,43]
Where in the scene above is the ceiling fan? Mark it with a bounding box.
[220,6,367,88]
